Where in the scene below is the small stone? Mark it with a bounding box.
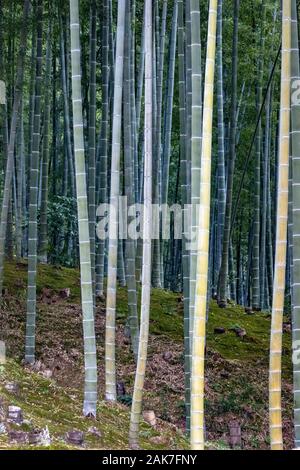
[229,326,246,338]
[65,430,84,446]
[244,307,254,315]
[228,420,242,449]
[4,382,20,395]
[214,327,226,334]
[8,405,23,424]
[0,423,6,435]
[40,427,51,446]
[162,351,172,361]
[236,328,246,338]
[87,426,102,438]
[28,430,43,445]
[59,288,71,299]
[41,369,53,379]
[23,419,32,426]
[28,428,51,446]
[8,430,28,444]
[143,410,156,427]
[149,435,168,446]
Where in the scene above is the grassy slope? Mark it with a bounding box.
[0,361,187,450]
[0,261,294,449]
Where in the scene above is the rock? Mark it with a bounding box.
[41,369,53,379]
[65,430,84,446]
[252,307,261,312]
[149,435,168,446]
[8,430,28,444]
[87,426,102,438]
[162,351,173,362]
[4,382,20,395]
[28,430,43,445]
[214,327,226,334]
[236,328,246,338]
[40,427,51,446]
[228,420,242,449]
[41,288,52,304]
[244,307,254,315]
[117,382,126,396]
[0,423,6,435]
[143,410,156,427]
[229,326,246,338]
[23,419,32,426]
[59,288,71,299]
[8,405,23,424]
[28,428,51,446]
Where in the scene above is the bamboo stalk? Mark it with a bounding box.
[190,0,217,451]
[269,0,291,450]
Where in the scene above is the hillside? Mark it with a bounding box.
[0,262,293,450]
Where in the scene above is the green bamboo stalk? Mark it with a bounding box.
[161,0,178,208]
[190,0,217,450]
[96,0,110,297]
[123,0,139,360]
[269,0,291,450]
[178,0,190,432]
[217,0,240,308]
[252,1,265,311]
[129,0,152,447]
[25,0,43,364]
[105,0,126,402]
[69,0,98,416]
[189,0,202,362]
[60,12,75,197]
[291,0,300,448]
[39,22,52,263]
[0,0,30,296]
[216,0,226,287]
[88,0,97,304]
[152,0,167,289]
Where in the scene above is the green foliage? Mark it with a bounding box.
[117,395,132,407]
[47,196,78,267]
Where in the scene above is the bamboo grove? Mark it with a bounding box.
[1,0,300,450]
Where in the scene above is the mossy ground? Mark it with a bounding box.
[0,361,188,450]
[0,261,294,449]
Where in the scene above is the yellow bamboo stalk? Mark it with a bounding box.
[190,0,217,451]
[269,0,291,451]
